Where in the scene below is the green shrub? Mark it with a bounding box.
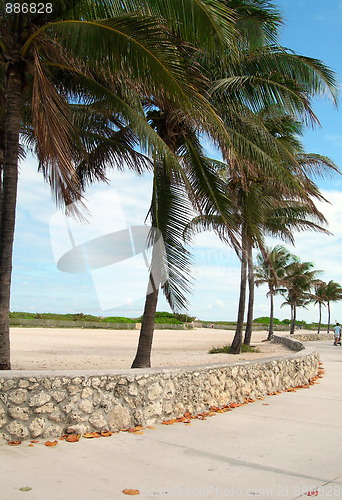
[209,344,260,354]
[103,317,135,323]
[253,317,281,324]
[136,311,183,324]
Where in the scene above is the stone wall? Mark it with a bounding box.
[9,319,187,330]
[292,333,334,342]
[272,335,305,351]
[0,344,319,442]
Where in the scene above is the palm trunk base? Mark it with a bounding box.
[230,329,242,354]
[131,287,159,368]
[267,331,274,341]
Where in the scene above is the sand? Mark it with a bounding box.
[8,327,297,371]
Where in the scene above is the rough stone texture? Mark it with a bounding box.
[7,389,28,405]
[6,421,29,439]
[108,404,132,430]
[272,335,305,351]
[29,417,46,438]
[0,337,320,442]
[292,333,334,341]
[8,407,30,421]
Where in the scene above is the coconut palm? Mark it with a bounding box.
[1,1,339,370]
[322,280,342,333]
[280,260,320,334]
[312,281,327,334]
[0,0,244,370]
[255,245,295,340]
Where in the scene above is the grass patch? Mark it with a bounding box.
[209,344,260,354]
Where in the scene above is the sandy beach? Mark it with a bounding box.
[9,327,297,370]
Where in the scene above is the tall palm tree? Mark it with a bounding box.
[312,281,327,334]
[323,280,342,333]
[0,0,239,370]
[254,245,294,340]
[280,260,320,335]
[130,109,237,367]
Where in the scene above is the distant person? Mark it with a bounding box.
[333,322,341,346]
[209,323,214,329]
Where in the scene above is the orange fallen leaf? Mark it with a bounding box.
[30,440,39,443]
[83,432,99,439]
[123,489,140,495]
[262,404,269,406]
[175,417,186,423]
[100,431,112,437]
[162,420,174,425]
[45,440,58,447]
[65,434,80,443]
[229,403,240,408]
[185,423,192,426]
[28,444,34,447]
[184,411,192,419]
[146,426,155,430]
[8,440,21,446]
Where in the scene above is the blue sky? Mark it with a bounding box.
[10,0,342,323]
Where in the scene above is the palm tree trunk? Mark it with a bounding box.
[327,302,331,333]
[317,303,321,334]
[0,67,22,370]
[267,289,275,341]
[131,237,163,368]
[131,279,159,368]
[244,239,254,346]
[231,228,248,354]
[290,305,296,335]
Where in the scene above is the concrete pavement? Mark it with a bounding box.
[1,339,342,500]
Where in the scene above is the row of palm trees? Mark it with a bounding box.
[254,246,342,339]
[0,1,339,369]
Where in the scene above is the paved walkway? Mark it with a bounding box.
[1,340,342,500]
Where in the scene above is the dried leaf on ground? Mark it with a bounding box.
[122,489,140,495]
[84,432,101,439]
[100,431,112,437]
[8,440,21,446]
[45,440,58,447]
[65,434,80,442]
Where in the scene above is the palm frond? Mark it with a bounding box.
[31,47,82,209]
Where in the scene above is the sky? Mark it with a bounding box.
[10,0,342,323]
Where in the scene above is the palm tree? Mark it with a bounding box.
[255,245,294,340]
[312,281,327,334]
[130,109,237,367]
[0,0,239,370]
[323,280,342,333]
[280,260,320,334]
